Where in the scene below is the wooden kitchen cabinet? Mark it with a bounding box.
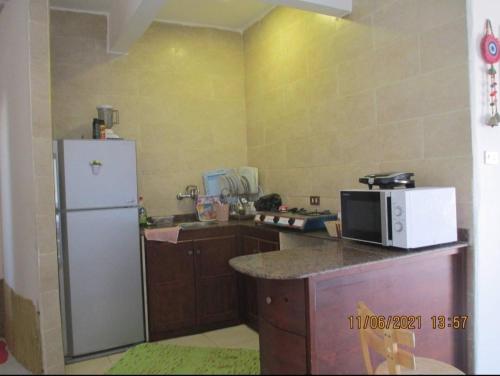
[239,226,280,331]
[254,245,467,374]
[257,279,308,374]
[194,235,239,326]
[145,228,240,341]
[258,278,306,336]
[259,319,307,375]
[146,241,196,337]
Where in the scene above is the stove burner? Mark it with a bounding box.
[255,209,337,231]
[288,208,332,216]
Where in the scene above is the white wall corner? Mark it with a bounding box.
[261,0,352,17]
[108,0,167,54]
[466,0,500,373]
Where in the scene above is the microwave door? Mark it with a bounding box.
[340,191,392,245]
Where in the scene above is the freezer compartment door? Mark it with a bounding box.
[60,140,138,210]
[63,207,144,357]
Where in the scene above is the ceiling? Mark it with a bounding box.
[49,0,275,32]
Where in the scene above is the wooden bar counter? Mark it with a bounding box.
[229,240,468,374]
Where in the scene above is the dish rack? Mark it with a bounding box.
[203,168,259,217]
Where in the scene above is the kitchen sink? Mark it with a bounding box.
[178,221,217,229]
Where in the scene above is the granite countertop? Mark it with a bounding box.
[141,218,256,234]
[229,240,468,280]
[141,216,335,240]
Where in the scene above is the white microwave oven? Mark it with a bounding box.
[340,187,457,249]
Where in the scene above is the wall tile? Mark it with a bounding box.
[373,35,420,86]
[379,119,424,161]
[419,64,470,117]
[35,176,55,216]
[423,109,472,158]
[39,253,58,293]
[372,0,421,49]
[42,326,64,374]
[309,132,343,167]
[51,2,471,234]
[337,51,375,96]
[457,202,472,230]
[33,138,54,177]
[244,1,471,227]
[30,0,49,24]
[40,290,62,331]
[310,165,346,197]
[266,110,310,144]
[51,11,248,216]
[51,36,97,66]
[311,91,376,134]
[417,157,472,204]
[420,18,468,74]
[286,137,314,168]
[50,10,107,40]
[417,0,466,32]
[32,93,52,139]
[307,37,340,74]
[36,215,57,255]
[334,16,373,63]
[336,127,383,165]
[376,64,469,124]
[347,0,379,21]
[308,66,338,103]
[376,75,422,124]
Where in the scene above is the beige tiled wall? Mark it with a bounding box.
[50,11,248,216]
[31,0,65,373]
[244,0,472,229]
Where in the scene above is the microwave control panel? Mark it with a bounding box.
[390,191,407,246]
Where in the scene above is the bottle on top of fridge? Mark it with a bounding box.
[138,196,148,226]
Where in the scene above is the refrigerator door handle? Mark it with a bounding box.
[53,143,70,355]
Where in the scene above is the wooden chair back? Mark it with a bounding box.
[357,302,417,375]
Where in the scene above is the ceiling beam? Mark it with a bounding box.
[262,0,352,17]
[108,0,167,54]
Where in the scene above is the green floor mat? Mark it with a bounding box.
[107,343,260,375]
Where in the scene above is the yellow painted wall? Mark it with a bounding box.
[244,1,472,229]
[51,11,248,215]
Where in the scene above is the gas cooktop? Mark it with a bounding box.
[255,209,337,231]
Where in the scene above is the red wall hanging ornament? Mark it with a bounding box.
[481,20,500,127]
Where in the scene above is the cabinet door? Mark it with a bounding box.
[146,241,196,337]
[240,233,280,331]
[240,235,260,329]
[194,236,239,326]
[242,235,259,255]
[260,239,279,253]
[259,319,307,375]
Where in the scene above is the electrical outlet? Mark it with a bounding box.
[310,196,320,206]
[485,151,499,165]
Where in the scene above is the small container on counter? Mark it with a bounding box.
[92,118,105,139]
[99,124,106,140]
[215,202,229,222]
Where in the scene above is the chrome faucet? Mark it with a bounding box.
[176,185,199,201]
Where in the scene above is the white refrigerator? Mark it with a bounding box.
[53,140,145,359]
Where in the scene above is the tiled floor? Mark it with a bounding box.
[65,325,259,375]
